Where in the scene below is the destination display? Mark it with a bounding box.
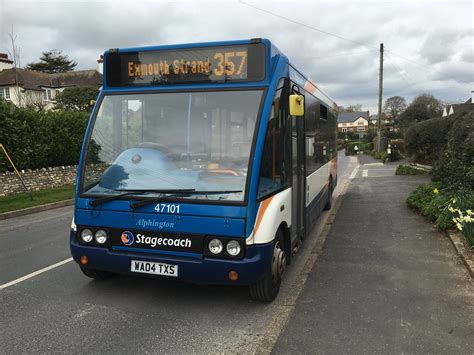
[105,43,265,86]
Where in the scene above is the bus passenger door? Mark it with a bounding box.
[291,94,306,242]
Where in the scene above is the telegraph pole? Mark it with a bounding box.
[377,43,384,152]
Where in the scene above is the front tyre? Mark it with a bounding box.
[80,266,115,280]
[250,230,286,302]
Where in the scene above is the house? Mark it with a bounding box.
[337,111,370,137]
[0,53,102,110]
[442,92,473,117]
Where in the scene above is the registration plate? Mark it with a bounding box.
[130,260,178,277]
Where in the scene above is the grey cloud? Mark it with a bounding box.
[1,0,472,113]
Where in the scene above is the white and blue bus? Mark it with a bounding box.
[70,39,337,301]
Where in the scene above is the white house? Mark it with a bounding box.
[442,92,473,117]
[337,111,370,137]
[0,53,102,110]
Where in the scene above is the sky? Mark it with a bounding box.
[0,0,472,113]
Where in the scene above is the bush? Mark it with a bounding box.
[407,183,474,235]
[405,116,453,164]
[432,112,474,189]
[373,151,389,162]
[345,142,360,155]
[359,142,373,151]
[407,182,453,231]
[0,100,89,172]
[396,165,428,175]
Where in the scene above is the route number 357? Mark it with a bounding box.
[154,203,180,214]
[213,51,247,77]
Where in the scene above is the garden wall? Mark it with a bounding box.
[0,164,104,196]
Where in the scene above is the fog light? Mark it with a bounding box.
[80,255,88,265]
[226,240,241,256]
[208,238,223,254]
[95,230,108,244]
[80,229,93,243]
[228,271,239,281]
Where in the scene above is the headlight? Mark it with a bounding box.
[226,240,241,256]
[95,230,108,244]
[208,238,223,254]
[80,229,93,243]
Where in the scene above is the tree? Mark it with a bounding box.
[26,50,77,73]
[399,94,443,132]
[339,104,363,113]
[383,96,407,120]
[54,87,99,112]
[7,26,22,106]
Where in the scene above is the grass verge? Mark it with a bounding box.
[0,185,75,213]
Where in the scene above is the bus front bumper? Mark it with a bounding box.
[70,233,272,286]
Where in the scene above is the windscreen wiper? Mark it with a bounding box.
[129,190,243,209]
[89,189,196,207]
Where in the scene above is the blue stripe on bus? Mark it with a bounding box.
[112,246,202,259]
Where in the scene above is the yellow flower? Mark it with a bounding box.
[456,223,463,231]
[433,188,439,194]
[467,209,473,215]
[464,216,472,223]
[448,207,455,213]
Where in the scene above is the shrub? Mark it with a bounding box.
[373,151,389,162]
[359,142,373,151]
[432,112,474,189]
[0,100,89,172]
[405,116,453,164]
[345,142,361,155]
[396,165,428,175]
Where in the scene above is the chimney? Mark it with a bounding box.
[0,53,14,71]
[97,54,103,74]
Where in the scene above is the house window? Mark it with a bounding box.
[43,88,54,101]
[0,87,10,100]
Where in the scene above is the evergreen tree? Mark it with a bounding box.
[26,50,77,73]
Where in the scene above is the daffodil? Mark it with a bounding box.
[456,223,463,231]
[448,206,455,213]
[433,188,439,194]
[464,216,472,223]
[466,209,472,215]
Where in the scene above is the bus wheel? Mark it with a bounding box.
[250,230,286,302]
[80,266,114,280]
[324,178,333,210]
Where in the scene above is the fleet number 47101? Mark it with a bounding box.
[154,203,180,214]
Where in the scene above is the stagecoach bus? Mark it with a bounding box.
[70,38,338,301]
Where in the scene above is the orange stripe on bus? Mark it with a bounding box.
[304,80,317,94]
[253,196,274,235]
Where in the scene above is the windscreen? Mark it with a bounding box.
[81,90,264,202]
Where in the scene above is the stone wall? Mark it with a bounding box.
[0,164,106,196]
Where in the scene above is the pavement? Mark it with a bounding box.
[273,154,474,354]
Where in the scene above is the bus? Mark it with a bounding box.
[70,38,338,301]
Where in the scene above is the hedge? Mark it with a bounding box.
[405,116,452,164]
[432,113,474,189]
[0,100,89,172]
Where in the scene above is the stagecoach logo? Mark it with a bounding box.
[121,231,134,246]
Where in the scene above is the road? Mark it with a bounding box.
[0,151,357,353]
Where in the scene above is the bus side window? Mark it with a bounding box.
[257,79,288,199]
